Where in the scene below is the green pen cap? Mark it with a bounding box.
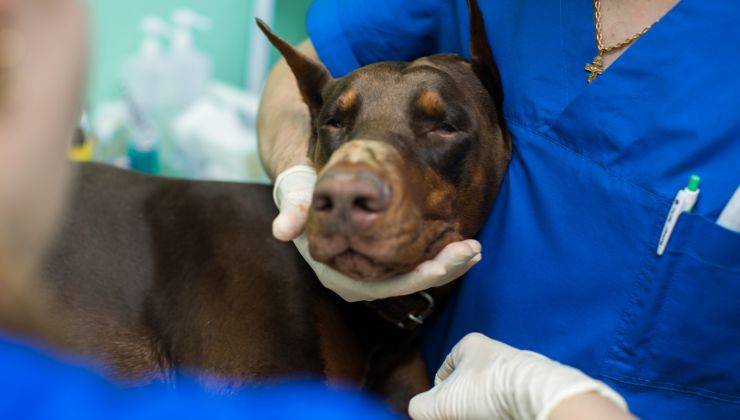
[687,174,701,192]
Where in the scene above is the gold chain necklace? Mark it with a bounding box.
[585,0,655,83]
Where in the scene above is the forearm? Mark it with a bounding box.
[0,0,85,268]
[256,38,316,180]
[0,0,87,331]
[549,392,635,420]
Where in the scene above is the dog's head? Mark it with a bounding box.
[258,0,510,281]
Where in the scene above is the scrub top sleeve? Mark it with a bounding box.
[307,0,463,77]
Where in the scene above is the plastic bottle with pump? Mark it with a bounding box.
[168,9,212,110]
[122,16,170,174]
[158,9,212,175]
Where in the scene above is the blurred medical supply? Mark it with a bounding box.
[122,16,170,117]
[88,5,273,184]
[169,9,212,110]
[717,187,740,233]
[172,82,265,181]
[93,102,132,168]
[69,114,96,162]
[119,16,168,173]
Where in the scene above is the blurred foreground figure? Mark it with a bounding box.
[0,0,86,333]
[0,2,393,419]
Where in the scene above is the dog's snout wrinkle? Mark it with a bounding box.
[323,140,399,171]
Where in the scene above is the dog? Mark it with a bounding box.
[37,0,510,411]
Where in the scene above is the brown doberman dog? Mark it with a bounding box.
[38,0,510,412]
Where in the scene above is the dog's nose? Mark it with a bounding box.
[312,170,390,231]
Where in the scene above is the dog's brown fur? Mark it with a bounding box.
[35,0,509,412]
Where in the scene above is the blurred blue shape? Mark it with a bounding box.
[0,336,398,420]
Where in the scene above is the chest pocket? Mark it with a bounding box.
[601,211,740,403]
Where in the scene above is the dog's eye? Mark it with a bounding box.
[324,119,345,129]
[431,123,458,135]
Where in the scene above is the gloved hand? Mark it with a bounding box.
[408,333,629,420]
[272,165,482,302]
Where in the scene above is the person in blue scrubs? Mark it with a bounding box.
[258,0,740,418]
[0,1,394,419]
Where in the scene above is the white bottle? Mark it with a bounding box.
[121,16,173,173]
[167,9,212,111]
[123,16,170,118]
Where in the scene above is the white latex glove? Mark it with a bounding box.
[273,165,483,302]
[409,333,629,420]
[272,165,318,241]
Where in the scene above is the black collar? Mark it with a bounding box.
[363,290,438,331]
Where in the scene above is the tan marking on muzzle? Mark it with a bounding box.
[322,140,398,173]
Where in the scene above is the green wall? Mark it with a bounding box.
[88,0,312,110]
[269,1,313,66]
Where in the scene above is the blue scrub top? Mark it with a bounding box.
[307,1,740,418]
[0,337,396,419]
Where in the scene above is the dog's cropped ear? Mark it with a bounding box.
[256,19,332,119]
[467,0,503,115]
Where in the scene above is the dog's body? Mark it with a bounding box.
[36,0,509,412]
[44,163,322,382]
[42,162,431,404]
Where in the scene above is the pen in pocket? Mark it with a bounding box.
[657,175,701,256]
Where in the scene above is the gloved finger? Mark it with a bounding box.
[272,197,310,241]
[435,332,489,385]
[350,263,446,300]
[272,211,305,241]
[335,260,449,301]
[412,240,482,280]
[415,243,482,290]
[315,269,371,303]
[408,386,440,420]
[410,370,467,420]
[434,338,469,385]
[433,239,482,268]
[415,259,480,293]
[297,237,483,302]
[440,253,482,283]
[413,259,447,278]
[357,247,483,300]
[433,351,458,386]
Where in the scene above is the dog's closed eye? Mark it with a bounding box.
[324,118,345,129]
[431,123,458,135]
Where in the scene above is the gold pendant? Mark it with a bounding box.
[585,53,604,84]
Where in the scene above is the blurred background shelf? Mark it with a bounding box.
[88,0,311,109]
[79,0,314,183]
